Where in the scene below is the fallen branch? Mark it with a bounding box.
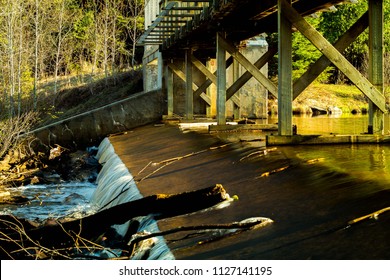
[135,143,231,182]
[0,184,229,259]
[129,217,273,248]
[348,207,390,226]
[128,217,273,258]
[257,166,290,178]
[239,148,277,162]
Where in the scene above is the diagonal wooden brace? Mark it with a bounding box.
[168,62,198,91]
[217,35,278,98]
[293,11,369,100]
[280,0,385,112]
[227,46,278,100]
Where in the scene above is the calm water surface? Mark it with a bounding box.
[269,113,390,135]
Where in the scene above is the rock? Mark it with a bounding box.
[49,145,65,160]
[0,191,29,205]
[328,106,342,115]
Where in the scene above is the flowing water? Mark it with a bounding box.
[1,113,390,259]
[0,137,174,260]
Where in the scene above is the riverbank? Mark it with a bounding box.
[0,147,99,206]
[269,83,380,115]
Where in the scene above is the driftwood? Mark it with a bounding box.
[135,143,231,182]
[0,184,229,259]
[128,217,273,250]
[348,206,390,226]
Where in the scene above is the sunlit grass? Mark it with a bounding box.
[295,82,371,114]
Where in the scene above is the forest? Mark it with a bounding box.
[0,0,389,129]
[0,0,145,118]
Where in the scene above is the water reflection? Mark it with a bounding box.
[290,145,390,187]
[268,113,390,135]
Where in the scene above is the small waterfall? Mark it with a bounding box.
[91,137,174,260]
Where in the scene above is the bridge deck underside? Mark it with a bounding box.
[138,0,345,58]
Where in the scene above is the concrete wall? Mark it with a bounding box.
[32,90,165,149]
[226,37,269,119]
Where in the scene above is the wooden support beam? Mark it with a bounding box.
[278,0,293,136]
[206,58,217,117]
[368,0,384,134]
[193,56,234,100]
[191,54,217,84]
[217,32,227,125]
[232,59,241,119]
[227,46,278,100]
[231,94,241,108]
[168,62,198,91]
[185,48,194,119]
[200,92,212,106]
[280,0,385,113]
[167,56,232,111]
[165,63,174,117]
[217,35,278,97]
[293,11,369,99]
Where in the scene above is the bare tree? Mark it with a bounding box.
[52,0,77,95]
[127,0,145,67]
[0,111,38,160]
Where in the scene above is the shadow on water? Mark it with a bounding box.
[173,143,390,260]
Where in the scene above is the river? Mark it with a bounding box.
[1,113,390,259]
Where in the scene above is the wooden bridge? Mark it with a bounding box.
[138,0,385,138]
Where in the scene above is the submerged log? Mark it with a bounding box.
[0,184,229,259]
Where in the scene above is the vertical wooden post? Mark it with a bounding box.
[233,59,240,119]
[206,58,217,117]
[166,61,174,117]
[277,0,293,136]
[217,32,227,125]
[185,49,194,120]
[368,0,384,135]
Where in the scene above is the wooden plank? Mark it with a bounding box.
[209,124,278,132]
[278,0,293,136]
[227,46,278,100]
[267,134,390,146]
[136,1,178,46]
[368,0,384,134]
[218,35,278,97]
[280,0,385,112]
[217,32,227,125]
[293,11,369,99]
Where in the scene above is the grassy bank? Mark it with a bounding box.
[39,69,143,126]
[270,82,389,115]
